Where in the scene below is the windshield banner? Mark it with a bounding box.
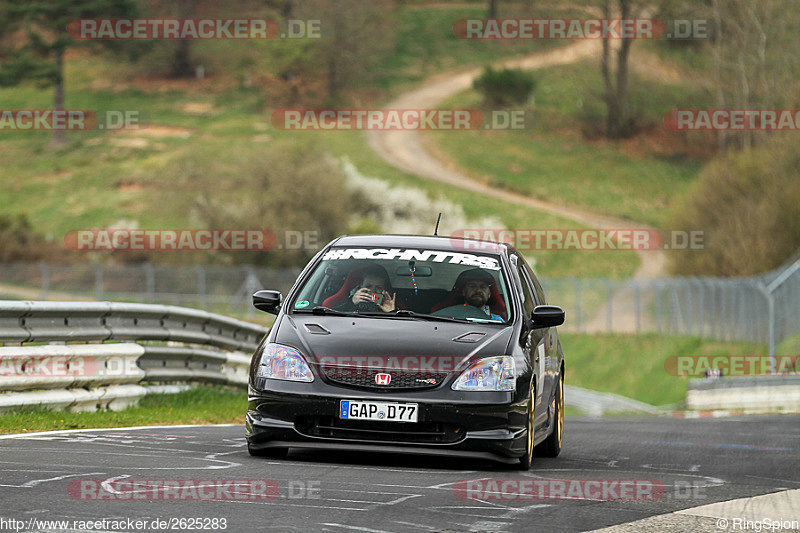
[322,248,501,270]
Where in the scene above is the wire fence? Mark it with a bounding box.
[0,254,797,352]
[541,253,800,354]
[0,262,301,319]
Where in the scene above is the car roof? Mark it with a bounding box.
[330,234,509,254]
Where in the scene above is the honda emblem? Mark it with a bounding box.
[375,373,392,385]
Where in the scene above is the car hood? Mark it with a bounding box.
[275,314,513,366]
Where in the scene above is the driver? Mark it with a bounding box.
[434,268,503,321]
[336,266,396,313]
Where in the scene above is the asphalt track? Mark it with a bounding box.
[0,416,798,533]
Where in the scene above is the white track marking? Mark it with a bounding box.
[0,471,104,488]
[0,424,237,440]
[320,524,395,533]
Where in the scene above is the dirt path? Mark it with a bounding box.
[367,39,667,282]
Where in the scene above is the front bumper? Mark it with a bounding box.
[245,381,529,463]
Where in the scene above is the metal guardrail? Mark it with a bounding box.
[0,301,268,411]
[0,301,267,350]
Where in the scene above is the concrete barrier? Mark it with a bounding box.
[687,376,800,412]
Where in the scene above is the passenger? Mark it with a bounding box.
[336,266,397,313]
[433,268,504,321]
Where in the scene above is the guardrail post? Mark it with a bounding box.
[572,277,581,334]
[720,281,727,341]
[195,265,207,309]
[697,278,706,337]
[605,279,613,333]
[94,264,104,301]
[633,281,641,333]
[739,284,747,342]
[756,281,776,365]
[144,263,155,303]
[655,281,662,334]
[39,261,49,300]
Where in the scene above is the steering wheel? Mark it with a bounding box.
[433,304,494,320]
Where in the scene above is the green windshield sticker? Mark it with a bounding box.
[295,300,310,308]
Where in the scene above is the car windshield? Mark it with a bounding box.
[291,247,512,323]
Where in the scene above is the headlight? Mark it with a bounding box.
[256,343,314,382]
[452,356,516,391]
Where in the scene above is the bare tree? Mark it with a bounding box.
[708,0,797,151]
[600,0,642,139]
[299,0,395,101]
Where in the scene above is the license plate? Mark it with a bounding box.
[339,400,418,422]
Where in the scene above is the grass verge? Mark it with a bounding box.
[561,333,767,407]
[0,385,246,435]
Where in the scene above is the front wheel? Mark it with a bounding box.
[517,394,535,470]
[536,372,563,457]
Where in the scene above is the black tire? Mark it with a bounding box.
[536,372,563,458]
[517,394,535,470]
[247,443,288,458]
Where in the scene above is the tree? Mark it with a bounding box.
[708,0,797,151]
[298,0,395,101]
[668,135,800,276]
[488,0,498,19]
[658,0,799,151]
[2,0,139,146]
[600,0,642,139]
[263,0,294,19]
[171,0,197,78]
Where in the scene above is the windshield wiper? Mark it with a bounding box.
[294,307,472,323]
[464,317,505,323]
[391,310,469,323]
[293,306,352,316]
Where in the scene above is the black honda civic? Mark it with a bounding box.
[245,234,565,469]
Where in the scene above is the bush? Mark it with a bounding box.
[0,214,65,263]
[159,140,353,267]
[668,135,800,276]
[340,157,504,237]
[473,67,536,107]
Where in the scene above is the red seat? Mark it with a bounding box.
[322,266,406,310]
[322,268,367,309]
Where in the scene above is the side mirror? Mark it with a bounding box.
[253,290,282,314]
[531,305,565,328]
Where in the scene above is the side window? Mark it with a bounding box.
[521,259,546,305]
[513,256,536,317]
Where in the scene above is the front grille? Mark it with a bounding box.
[295,415,464,444]
[319,365,446,390]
